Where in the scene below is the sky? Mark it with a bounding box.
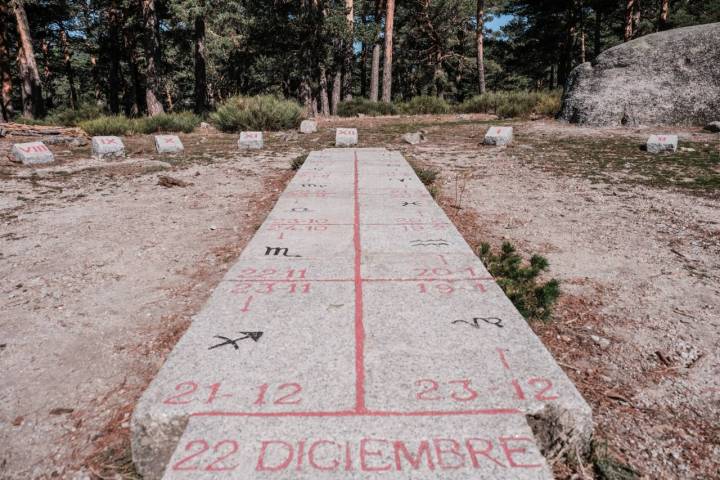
[487,14,512,32]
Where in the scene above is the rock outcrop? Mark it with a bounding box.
[560,23,720,127]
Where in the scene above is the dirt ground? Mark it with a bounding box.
[1,116,718,479]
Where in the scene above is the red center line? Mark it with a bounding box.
[353,150,367,413]
[190,408,521,418]
[267,223,450,226]
[226,277,494,283]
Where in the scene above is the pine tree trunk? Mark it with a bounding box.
[0,1,14,121]
[632,0,641,37]
[370,44,380,101]
[319,65,330,116]
[624,0,635,41]
[579,1,586,63]
[59,29,78,110]
[381,0,395,103]
[194,15,208,113]
[343,0,354,101]
[12,0,43,118]
[124,28,145,115]
[594,9,602,58]
[331,70,341,115]
[476,0,486,94]
[142,0,164,116]
[658,0,669,30]
[108,4,122,114]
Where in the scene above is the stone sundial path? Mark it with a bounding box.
[132,148,592,479]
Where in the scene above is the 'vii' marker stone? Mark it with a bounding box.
[131,148,592,480]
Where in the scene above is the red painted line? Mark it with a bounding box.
[353,151,367,413]
[267,223,450,226]
[226,277,495,284]
[190,408,521,418]
[364,277,494,283]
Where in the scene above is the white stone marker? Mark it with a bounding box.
[647,134,678,154]
[92,136,125,158]
[155,135,184,154]
[132,148,592,480]
[11,141,54,165]
[300,120,317,134]
[239,131,264,149]
[335,127,358,146]
[484,126,514,146]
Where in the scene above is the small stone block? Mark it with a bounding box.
[300,120,318,134]
[335,128,358,146]
[484,126,513,146]
[155,135,184,154]
[11,141,54,165]
[239,131,264,149]
[92,136,125,158]
[647,135,678,154]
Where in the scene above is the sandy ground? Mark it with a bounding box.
[0,116,718,479]
[401,119,720,479]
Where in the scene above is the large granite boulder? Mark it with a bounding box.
[560,23,720,127]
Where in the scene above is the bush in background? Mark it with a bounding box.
[210,95,303,132]
[46,104,105,126]
[79,115,134,136]
[337,98,397,117]
[79,112,200,135]
[134,112,200,134]
[398,95,451,115]
[460,90,561,118]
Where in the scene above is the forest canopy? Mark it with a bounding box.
[1,0,718,121]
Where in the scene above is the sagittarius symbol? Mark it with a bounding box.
[209,332,264,350]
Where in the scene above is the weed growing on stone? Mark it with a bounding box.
[412,165,439,186]
[291,154,308,171]
[478,242,560,322]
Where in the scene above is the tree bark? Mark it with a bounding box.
[12,0,43,118]
[343,0,354,101]
[319,65,330,116]
[331,70,341,115]
[624,0,635,41]
[381,0,395,103]
[476,0,486,94]
[632,0,641,37]
[124,28,145,115]
[369,44,380,101]
[594,8,602,58]
[0,1,14,121]
[59,29,78,110]
[142,0,164,116]
[194,15,208,113]
[658,0,669,30]
[108,3,122,114]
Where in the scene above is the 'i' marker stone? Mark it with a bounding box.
[131,148,592,480]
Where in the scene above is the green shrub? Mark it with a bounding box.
[134,112,201,134]
[535,92,562,117]
[210,95,303,132]
[79,115,133,136]
[337,98,397,117]
[478,241,560,322]
[46,104,105,126]
[12,116,51,126]
[398,95,451,115]
[459,90,561,119]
